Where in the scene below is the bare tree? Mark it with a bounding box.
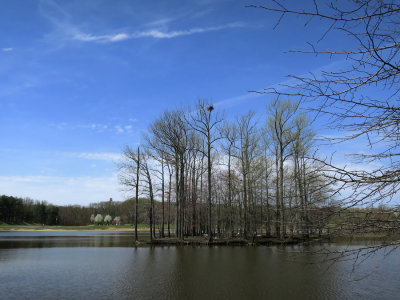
[149,109,189,240]
[267,99,298,238]
[235,111,260,239]
[188,99,223,241]
[250,0,400,249]
[291,114,315,237]
[143,135,168,238]
[119,146,141,242]
[221,122,238,237]
[250,0,400,204]
[119,98,338,243]
[139,150,156,242]
[260,127,273,237]
[165,158,174,237]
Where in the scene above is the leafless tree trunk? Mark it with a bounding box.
[188,99,223,241]
[221,123,238,238]
[236,111,259,239]
[166,161,173,238]
[135,147,140,242]
[160,152,165,238]
[118,146,141,242]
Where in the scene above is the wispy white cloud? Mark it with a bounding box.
[113,124,134,134]
[72,22,245,43]
[84,123,108,130]
[111,33,130,41]
[115,125,124,134]
[55,122,136,134]
[71,152,121,162]
[55,123,108,131]
[2,47,13,52]
[133,22,244,39]
[39,0,245,44]
[73,32,130,42]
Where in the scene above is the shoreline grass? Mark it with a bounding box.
[1,224,398,244]
[0,223,152,232]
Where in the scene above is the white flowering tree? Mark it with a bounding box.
[113,216,121,225]
[94,214,103,225]
[104,215,112,225]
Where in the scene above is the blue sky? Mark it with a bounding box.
[0,0,356,205]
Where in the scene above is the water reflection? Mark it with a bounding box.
[0,231,137,248]
[0,232,399,299]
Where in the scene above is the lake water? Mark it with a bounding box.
[0,231,399,299]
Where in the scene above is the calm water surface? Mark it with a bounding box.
[0,231,399,299]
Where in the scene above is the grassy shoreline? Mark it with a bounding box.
[0,224,151,232]
[1,224,398,245]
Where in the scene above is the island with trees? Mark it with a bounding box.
[1,0,399,256]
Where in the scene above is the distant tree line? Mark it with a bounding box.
[0,195,58,225]
[0,195,175,227]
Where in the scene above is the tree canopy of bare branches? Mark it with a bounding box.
[249,0,400,250]
[118,98,339,243]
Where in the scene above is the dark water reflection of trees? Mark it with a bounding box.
[0,232,398,299]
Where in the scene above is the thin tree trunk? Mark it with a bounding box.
[207,135,213,242]
[243,168,248,240]
[161,153,165,238]
[275,150,280,237]
[168,170,172,238]
[302,156,310,237]
[199,154,204,234]
[228,150,233,238]
[260,181,263,236]
[145,166,154,243]
[192,163,197,236]
[175,155,180,239]
[179,154,185,240]
[217,190,221,236]
[135,147,140,243]
[279,144,285,239]
[265,158,271,237]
